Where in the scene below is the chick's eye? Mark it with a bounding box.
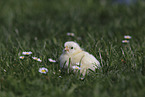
[71,47,73,49]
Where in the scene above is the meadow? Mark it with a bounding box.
[0,0,145,97]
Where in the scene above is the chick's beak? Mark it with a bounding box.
[64,46,69,51]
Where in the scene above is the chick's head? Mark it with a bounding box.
[63,41,82,54]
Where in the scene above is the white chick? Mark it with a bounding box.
[59,41,100,76]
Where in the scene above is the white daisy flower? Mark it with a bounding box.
[67,33,75,36]
[19,56,24,59]
[32,57,42,62]
[72,66,81,70]
[39,67,48,74]
[22,51,32,55]
[48,58,56,62]
[124,35,132,39]
[59,76,62,78]
[122,40,129,43]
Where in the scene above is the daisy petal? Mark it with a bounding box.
[4,69,6,72]
[72,66,81,70]
[76,62,82,66]
[48,58,56,62]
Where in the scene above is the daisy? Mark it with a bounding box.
[22,51,32,55]
[39,67,48,74]
[122,40,129,43]
[67,33,75,36]
[32,57,42,62]
[72,66,81,70]
[19,56,24,59]
[48,58,56,62]
[124,35,132,39]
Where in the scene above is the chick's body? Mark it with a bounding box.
[59,41,100,76]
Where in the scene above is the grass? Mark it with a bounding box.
[0,0,145,97]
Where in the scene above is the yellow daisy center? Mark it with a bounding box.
[75,67,79,69]
[41,70,46,73]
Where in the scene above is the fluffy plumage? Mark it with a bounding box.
[59,41,100,76]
